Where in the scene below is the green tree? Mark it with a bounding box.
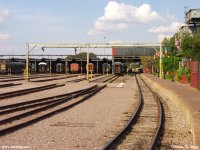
[180,32,200,61]
[162,55,181,78]
[193,34,200,61]
[152,56,159,76]
[161,33,181,79]
[141,56,151,67]
[67,52,98,60]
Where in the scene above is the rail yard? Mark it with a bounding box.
[0,46,199,150]
[0,72,195,149]
[1,1,200,149]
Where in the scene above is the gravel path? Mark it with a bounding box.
[0,76,138,150]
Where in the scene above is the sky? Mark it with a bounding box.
[0,0,199,56]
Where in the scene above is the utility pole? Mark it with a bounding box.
[26,43,29,81]
[104,36,106,58]
[86,43,90,81]
[50,55,52,74]
[159,43,163,79]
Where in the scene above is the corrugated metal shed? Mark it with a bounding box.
[112,47,155,57]
[186,9,200,24]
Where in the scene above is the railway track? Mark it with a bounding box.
[0,83,65,100]
[90,75,119,83]
[102,75,164,150]
[0,75,119,137]
[31,74,78,82]
[0,83,22,88]
[0,78,24,82]
[0,84,106,136]
[0,74,70,82]
[67,74,102,83]
[103,75,119,83]
[0,75,22,79]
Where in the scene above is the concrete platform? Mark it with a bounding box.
[141,74,200,148]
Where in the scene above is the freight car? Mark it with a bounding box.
[113,62,124,75]
[86,63,94,73]
[0,61,25,74]
[89,63,94,72]
[39,62,47,73]
[56,63,64,73]
[102,63,111,74]
[70,63,79,73]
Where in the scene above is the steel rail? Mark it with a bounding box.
[0,85,97,115]
[0,76,115,136]
[0,74,76,82]
[89,75,110,82]
[102,75,143,150]
[102,75,118,83]
[0,84,65,100]
[0,83,22,88]
[106,76,120,83]
[138,75,164,149]
[30,74,78,82]
[0,85,98,125]
[0,85,106,136]
[0,86,95,110]
[0,78,24,82]
[67,74,102,83]
[89,75,114,83]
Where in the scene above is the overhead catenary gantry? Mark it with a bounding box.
[25,42,162,81]
[28,43,160,48]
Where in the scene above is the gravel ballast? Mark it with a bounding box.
[0,76,138,150]
[0,74,193,149]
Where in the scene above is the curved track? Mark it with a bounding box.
[102,75,164,149]
[90,75,119,83]
[0,84,65,100]
[0,85,106,136]
[0,83,22,88]
[0,76,117,137]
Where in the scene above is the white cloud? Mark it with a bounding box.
[159,10,177,23]
[88,1,160,35]
[157,33,172,42]
[148,21,184,33]
[0,9,10,23]
[0,34,11,40]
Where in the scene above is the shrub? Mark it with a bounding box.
[178,66,190,81]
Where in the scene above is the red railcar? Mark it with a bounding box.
[86,63,94,72]
[70,63,79,73]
